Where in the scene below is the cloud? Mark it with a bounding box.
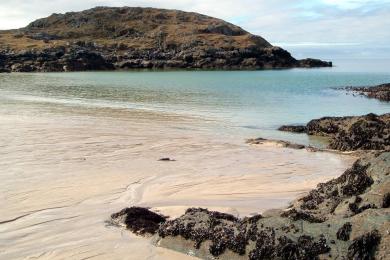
[321,0,389,9]
[0,0,389,48]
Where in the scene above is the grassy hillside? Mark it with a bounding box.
[0,7,271,52]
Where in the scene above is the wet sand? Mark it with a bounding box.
[0,107,355,259]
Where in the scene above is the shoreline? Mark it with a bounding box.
[113,149,389,260]
[111,112,389,259]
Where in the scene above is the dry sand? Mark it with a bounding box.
[0,107,355,259]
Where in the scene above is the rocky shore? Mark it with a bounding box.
[111,151,389,259]
[110,109,389,259]
[0,7,331,72]
[342,83,390,102]
[279,113,390,151]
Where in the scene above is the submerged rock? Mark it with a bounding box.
[246,138,306,150]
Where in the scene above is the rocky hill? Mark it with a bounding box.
[0,7,332,72]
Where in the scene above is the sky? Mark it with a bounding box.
[1,0,390,59]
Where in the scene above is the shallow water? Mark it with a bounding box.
[1,64,389,146]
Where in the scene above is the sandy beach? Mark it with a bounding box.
[0,105,356,259]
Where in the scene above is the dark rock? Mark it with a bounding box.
[383,193,390,208]
[275,235,330,260]
[281,208,325,223]
[246,138,306,150]
[280,113,389,151]
[158,208,246,256]
[347,230,381,260]
[293,158,375,222]
[329,115,389,151]
[344,83,390,102]
[285,143,306,149]
[248,230,276,260]
[278,125,307,133]
[158,157,175,161]
[111,207,167,235]
[338,162,373,196]
[349,203,377,216]
[337,222,352,241]
[298,58,332,68]
[306,117,344,136]
[300,190,324,210]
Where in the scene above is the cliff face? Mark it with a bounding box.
[0,7,332,72]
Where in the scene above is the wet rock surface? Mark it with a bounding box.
[277,125,307,133]
[246,138,306,150]
[0,7,331,72]
[343,83,390,102]
[111,207,167,235]
[279,113,390,151]
[112,152,390,259]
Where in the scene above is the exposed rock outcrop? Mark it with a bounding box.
[0,7,332,72]
[279,113,390,151]
[277,125,307,133]
[246,138,306,150]
[343,83,390,102]
[111,152,390,259]
[111,207,167,235]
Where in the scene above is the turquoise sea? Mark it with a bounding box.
[1,59,389,147]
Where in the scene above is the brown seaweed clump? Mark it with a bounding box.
[111,207,167,235]
[347,230,381,260]
[249,234,330,260]
[337,222,352,241]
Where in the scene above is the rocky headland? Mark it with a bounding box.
[111,151,389,259]
[341,83,390,102]
[0,7,332,72]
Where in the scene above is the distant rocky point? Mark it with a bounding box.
[0,7,332,72]
[342,83,390,102]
